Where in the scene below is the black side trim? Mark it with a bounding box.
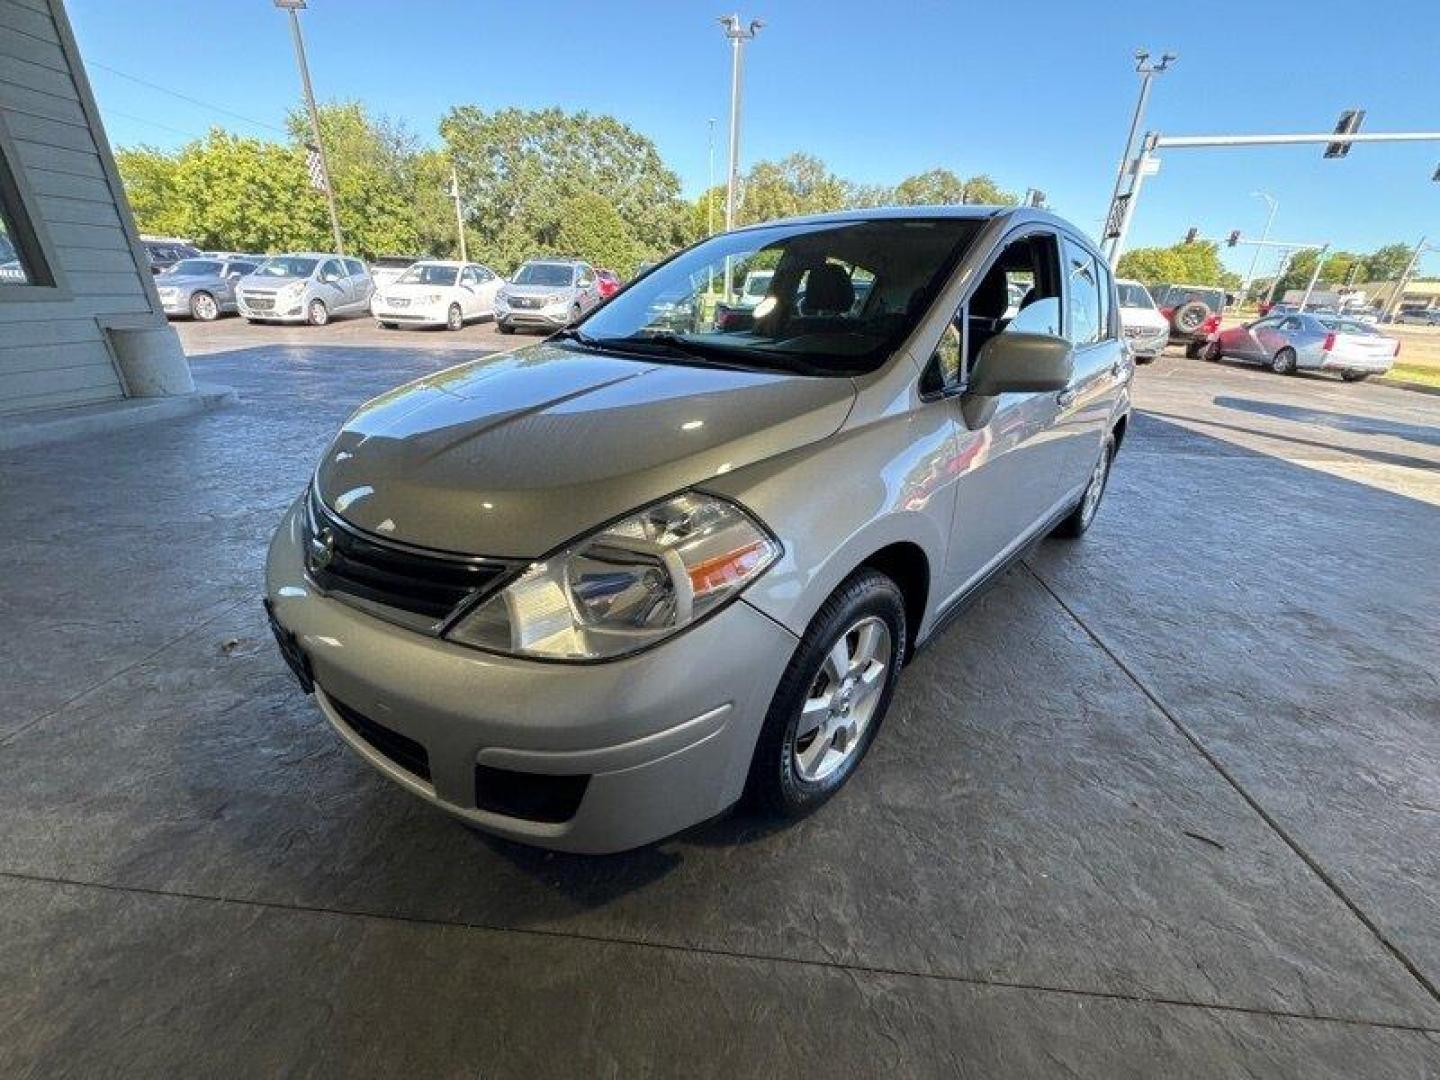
[330,697,432,782]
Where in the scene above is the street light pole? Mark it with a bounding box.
[1298,244,1331,311]
[1108,132,1158,265]
[1241,191,1277,302]
[706,117,717,235]
[1102,50,1175,263]
[1382,235,1432,322]
[276,0,344,255]
[719,14,762,233]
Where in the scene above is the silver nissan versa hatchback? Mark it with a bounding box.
[265,207,1131,853]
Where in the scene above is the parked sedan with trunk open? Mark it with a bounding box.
[1201,312,1399,380]
[371,260,504,330]
[266,206,1131,853]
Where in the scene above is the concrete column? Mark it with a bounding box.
[106,323,195,398]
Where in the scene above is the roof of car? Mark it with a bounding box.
[732,204,1067,231]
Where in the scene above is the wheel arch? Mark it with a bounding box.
[857,542,930,662]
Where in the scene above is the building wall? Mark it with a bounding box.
[0,0,185,417]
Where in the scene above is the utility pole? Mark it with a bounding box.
[1382,236,1433,322]
[1241,191,1277,302]
[1298,244,1330,311]
[449,167,467,262]
[719,14,762,232]
[1102,50,1175,264]
[275,0,344,255]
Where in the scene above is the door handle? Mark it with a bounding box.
[1111,359,1125,378]
[1057,388,1077,408]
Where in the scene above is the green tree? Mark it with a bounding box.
[892,169,1019,207]
[739,153,850,225]
[440,106,689,272]
[1360,243,1412,284]
[114,146,185,237]
[1118,241,1237,289]
[550,192,639,273]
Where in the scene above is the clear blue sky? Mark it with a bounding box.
[68,0,1440,279]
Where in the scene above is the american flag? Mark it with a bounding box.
[305,143,328,194]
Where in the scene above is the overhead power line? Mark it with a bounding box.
[87,59,291,137]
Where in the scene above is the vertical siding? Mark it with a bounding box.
[0,0,160,416]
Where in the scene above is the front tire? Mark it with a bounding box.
[497,320,515,335]
[446,303,463,331]
[1054,437,1114,538]
[1341,371,1369,383]
[189,291,219,321]
[307,299,329,327]
[1270,347,1297,375]
[1201,340,1222,362]
[745,568,906,817]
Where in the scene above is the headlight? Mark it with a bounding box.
[280,281,305,300]
[447,493,780,661]
[157,287,177,300]
[495,288,510,303]
[419,293,443,305]
[546,293,568,306]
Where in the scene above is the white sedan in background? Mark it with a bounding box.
[372,261,504,330]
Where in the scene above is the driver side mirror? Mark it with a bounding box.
[967,332,1073,397]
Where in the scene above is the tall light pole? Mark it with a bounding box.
[1382,236,1435,322]
[275,0,344,255]
[1241,191,1278,303]
[706,117,717,235]
[719,14,762,233]
[1102,49,1175,263]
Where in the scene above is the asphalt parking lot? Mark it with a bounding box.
[3,316,1438,1077]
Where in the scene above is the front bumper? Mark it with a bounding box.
[372,303,448,327]
[265,500,798,852]
[496,304,570,327]
[238,295,306,323]
[159,296,190,317]
[1124,329,1169,358]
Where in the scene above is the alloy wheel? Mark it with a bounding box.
[792,616,892,782]
[191,292,218,321]
[447,304,463,331]
[1080,448,1110,529]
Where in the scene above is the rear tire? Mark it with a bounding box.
[1341,371,1369,383]
[1134,355,1155,365]
[745,568,906,818]
[498,321,515,335]
[1201,340,1222,362]
[1054,437,1115,539]
[1270,347,1297,375]
[376,320,396,330]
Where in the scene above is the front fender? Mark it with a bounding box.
[704,408,957,645]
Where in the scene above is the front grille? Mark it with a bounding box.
[510,296,542,309]
[244,294,275,311]
[304,489,513,629]
[330,696,431,781]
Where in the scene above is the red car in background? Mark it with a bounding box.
[595,269,622,299]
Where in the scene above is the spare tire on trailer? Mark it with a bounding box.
[1170,300,1212,335]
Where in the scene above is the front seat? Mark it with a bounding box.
[801,264,855,316]
[966,265,1011,363]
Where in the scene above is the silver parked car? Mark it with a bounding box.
[493,258,603,333]
[1202,312,1399,381]
[265,207,1131,853]
[236,253,374,326]
[155,257,260,321]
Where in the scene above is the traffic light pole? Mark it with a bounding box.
[1110,124,1440,269]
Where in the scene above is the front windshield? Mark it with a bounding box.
[1117,282,1154,309]
[573,217,982,376]
[398,263,459,286]
[254,256,318,278]
[167,259,223,277]
[513,263,575,286]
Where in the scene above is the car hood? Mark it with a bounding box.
[380,281,458,297]
[1119,306,1169,329]
[315,341,856,557]
[240,275,304,289]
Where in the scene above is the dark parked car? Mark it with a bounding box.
[141,237,202,275]
[1148,283,1227,356]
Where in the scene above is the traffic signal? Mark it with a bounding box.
[1226,230,1241,247]
[1183,227,1199,244]
[1324,109,1365,159]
